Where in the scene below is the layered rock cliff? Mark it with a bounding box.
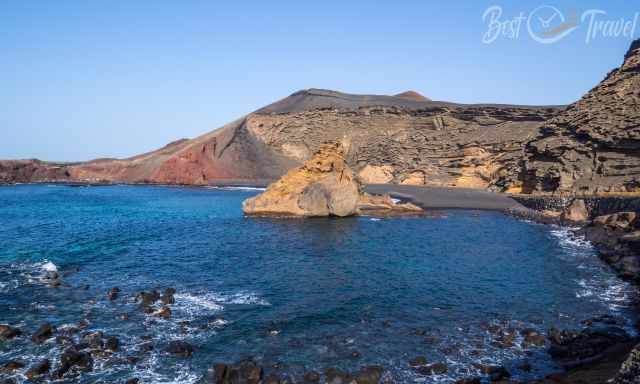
[512,39,640,195]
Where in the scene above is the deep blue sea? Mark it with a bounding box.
[0,184,637,383]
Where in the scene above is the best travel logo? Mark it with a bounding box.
[482,5,639,44]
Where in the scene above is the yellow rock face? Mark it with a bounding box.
[242,142,424,217]
[242,142,360,216]
[358,165,394,184]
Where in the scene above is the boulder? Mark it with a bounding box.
[0,360,24,373]
[107,287,120,301]
[212,360,262,384]
[31,323,55,344]
[0,325,21,340]
[243,142,422,217]
[25,359,50,379]
[354,366,384,384]
[561,199,588,223]
[165,340,193,357]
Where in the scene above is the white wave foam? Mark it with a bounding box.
[549,227,593,252]
[175,293,223,311]
[41,261,58,272]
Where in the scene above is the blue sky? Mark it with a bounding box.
[1,1,638,161]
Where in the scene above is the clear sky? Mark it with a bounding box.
[1,1,638,161]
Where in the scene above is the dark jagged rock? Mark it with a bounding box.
[108,287,121,301]
[136,290,161,307]
[81,331,105,349]
[212,360,262,384]
[547,326,631,368]
[161,288,176,305]
[324,367,353,384]
[473,364,511,381]
[579,212,640,281]
[456,378,481,384]
[0,325,21,340]
[25,359,50,379]
[303,370,321,383]
[153,306,172,319]
[165,340,193,357]
[31,322,55,343]
[515,39,640,195]
[0,360,24,373]
[613,343,640,384]
[354,366,384,384]
[105,336,120,351]
[53,348,93,378]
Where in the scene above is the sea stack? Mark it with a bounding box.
[242,141,422,217]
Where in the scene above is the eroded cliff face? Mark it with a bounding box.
[513,39,640,195]
[245,105,555,191]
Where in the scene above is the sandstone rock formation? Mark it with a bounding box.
[242,142,421,217]
[561,199,588,223]
[511,39,640,195]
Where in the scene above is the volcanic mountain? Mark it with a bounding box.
[0,88,559,188]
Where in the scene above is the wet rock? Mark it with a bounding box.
[521,329,546,348]
[415,363,447,376]
[409,356,427,367]
[108,287,121,301]
[161,288,176,305]
[324,367,353,384]
[125,379,140,384]
[303,370,321,383]
[474,365,511,381]
[136,290,160,307]
[350,350,361,359]
[53,348,93,378]
[212,363,228,383]
[354,366,384,384]
[25,359,50,379]
[561,199,588,223]
[212,360,262,384]
[119,313,129,321]
[547,326,631,367]
[0,325,21,340]
[31,322,55,343]
[106,336,120,351]
[493,330,516,349]
[165,340,193,357]
[414,328,427,336]
[262,373,280,384]
[613,343,640,383]
[153,306,172,319]
[456,378,481,384]
[0,360,24,373]
[82,331,104,348]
